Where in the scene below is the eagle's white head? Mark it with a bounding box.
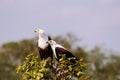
[34,28,47,48]
[47,40,57,46]
[34,29,44,34]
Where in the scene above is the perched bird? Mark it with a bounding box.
[34,29,53,60]
[47,40,78,63]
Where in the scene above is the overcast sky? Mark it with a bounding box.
[0,0,120,54]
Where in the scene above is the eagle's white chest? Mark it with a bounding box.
[38,39,47,49]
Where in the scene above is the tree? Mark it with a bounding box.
[0,39,37,80]
[88,46,120,80]
[16,53,89,80]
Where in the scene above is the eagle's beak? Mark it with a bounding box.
[34,29,39,33]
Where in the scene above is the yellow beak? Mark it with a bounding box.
[34,29,40,33]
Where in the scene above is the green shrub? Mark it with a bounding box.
[16,53,89,80]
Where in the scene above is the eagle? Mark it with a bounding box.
[34,29,53,60]
[47,40,78,63]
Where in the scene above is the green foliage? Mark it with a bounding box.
[88,46,120,80]
[57,55,89,79]
[0,39,37,80]
[16,53,89,80]
[16,53,51,80]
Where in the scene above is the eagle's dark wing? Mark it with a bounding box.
[55,47,77,62]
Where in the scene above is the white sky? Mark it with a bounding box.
[0,0,120,54]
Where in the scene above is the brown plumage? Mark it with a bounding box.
[55,47,76,61]
[38,44,53,60]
